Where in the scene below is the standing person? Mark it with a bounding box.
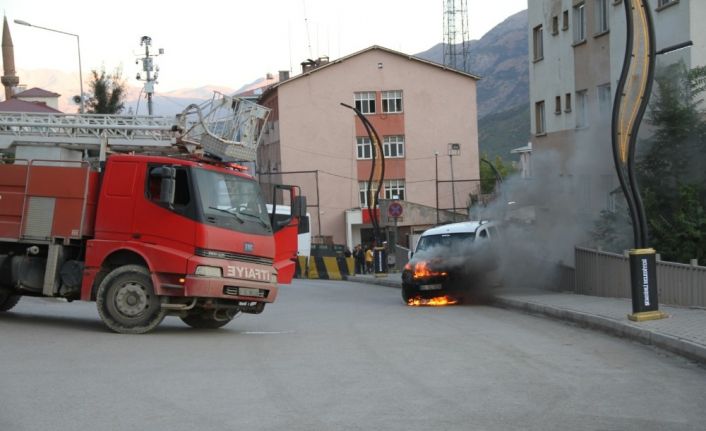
[353,244,364,274]
[365,245,374,274]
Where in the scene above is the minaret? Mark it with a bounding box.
[2,15,20,101]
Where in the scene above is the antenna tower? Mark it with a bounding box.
[136,36,164,116]
[443,0,470,72]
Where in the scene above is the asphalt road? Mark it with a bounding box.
[1,279,705,431]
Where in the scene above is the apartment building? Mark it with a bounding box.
[528,0,705,225]
[257,46,480,248]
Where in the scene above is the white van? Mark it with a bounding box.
[402,221,499,303]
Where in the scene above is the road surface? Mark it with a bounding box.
[1,279,704,430]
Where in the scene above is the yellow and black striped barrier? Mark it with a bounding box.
[295,256,354,280]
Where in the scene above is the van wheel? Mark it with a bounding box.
[96,265,166,334]
[401,284,414,304]
[0,289,20,312]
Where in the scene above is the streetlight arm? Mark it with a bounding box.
[14,19,84,113]
[14,20,78,37]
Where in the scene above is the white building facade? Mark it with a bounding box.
[528,0,706,222]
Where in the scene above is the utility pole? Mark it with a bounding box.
[435,151,439,224]
[136,36,163,116]
[448,143,460,221]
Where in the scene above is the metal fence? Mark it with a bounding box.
[573,247,706,307]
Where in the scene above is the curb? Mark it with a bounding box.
[493,296,706,366]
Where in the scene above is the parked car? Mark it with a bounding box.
[401,221,500,304]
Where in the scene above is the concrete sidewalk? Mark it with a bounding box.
[345,273,706,365]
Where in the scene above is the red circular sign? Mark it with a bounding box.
[388,202,403,218]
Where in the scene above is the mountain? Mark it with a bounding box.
[15,69,235,116]
[416,9,530,160]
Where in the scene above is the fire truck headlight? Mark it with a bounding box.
[195,265,223,277]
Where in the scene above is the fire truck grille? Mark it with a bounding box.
[195,248,273,265]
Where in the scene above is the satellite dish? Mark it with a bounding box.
[72,95,82,104]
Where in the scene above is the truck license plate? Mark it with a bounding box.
[238,287,262,297]
[420,284,442,291]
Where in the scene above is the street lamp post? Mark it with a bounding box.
[448,143,460,221]
[435,151,439,224]
[14,19,84,114]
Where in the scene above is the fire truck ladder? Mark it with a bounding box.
[0,92,271,162]
[0,112,177,153]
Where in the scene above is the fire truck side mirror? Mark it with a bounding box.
[293,196,307,218]
[150,166,176,207]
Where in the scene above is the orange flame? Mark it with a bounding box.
[407,295,458,307]
[411,261,447,280]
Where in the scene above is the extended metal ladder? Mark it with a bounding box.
[0,112,177,151]
[0,92,271,162]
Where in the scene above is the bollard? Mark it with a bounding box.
[373,246,387,277]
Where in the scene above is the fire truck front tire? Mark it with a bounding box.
[0,290,21,312]
[96,265,166,334]
[180,311,236,329]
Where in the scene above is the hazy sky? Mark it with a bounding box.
[5,0,527,91]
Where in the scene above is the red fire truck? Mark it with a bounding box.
[0,93,304,333]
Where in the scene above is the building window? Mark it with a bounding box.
[598,84,612,117]
[573,3,586,43]
[383,135,405,158]
[595,0,609,34]
[384,179,406,201]
[555,96,562,114]
[535,101,546,135]
[562,10,569,30]
[552,16,559,35]
[565,93,572,112]
[533,25,544,61]
[381,90,403,113]
[576,90,588,128]
[657,0,678,8]
[356,137,372,160]
[359,181,379,208]
[354,91,376,114]
[598,84,611,106]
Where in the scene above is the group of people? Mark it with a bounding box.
[352,244,375,274]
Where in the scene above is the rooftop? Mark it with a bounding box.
[0,98,62,113]
[13,87,61,98]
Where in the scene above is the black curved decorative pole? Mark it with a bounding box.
[611,0,665,321]
[340,103,386,244]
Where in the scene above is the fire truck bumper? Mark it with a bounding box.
[182,276,278,303]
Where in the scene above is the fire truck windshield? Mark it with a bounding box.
[192,167,272,235]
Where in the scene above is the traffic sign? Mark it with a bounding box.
[388,201,403,218]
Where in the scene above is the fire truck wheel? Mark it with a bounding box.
[0,290,21,312]
[180,311,235,329]
[96,265,166,334]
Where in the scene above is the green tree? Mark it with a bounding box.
[479,154,514,194]
[85,68,126,114]
[638,63,706,264]
[594,62,706,264]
